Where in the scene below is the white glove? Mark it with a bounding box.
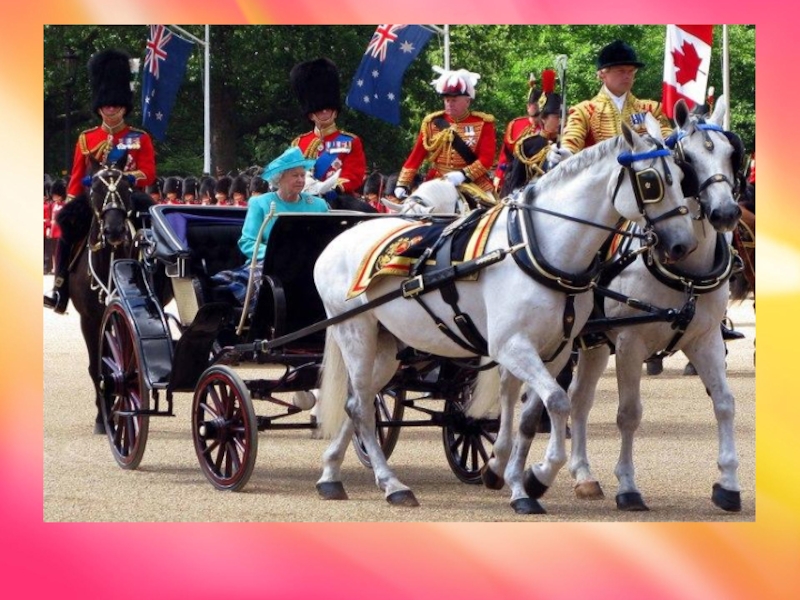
[394,187,408,199]
[546,146,572,168]
[444,171,466,186]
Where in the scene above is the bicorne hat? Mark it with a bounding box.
[88,49,134,114]
[541,93,562,118]
[596,40,645,70]
[431,66,480,98]
[290,58,342,116]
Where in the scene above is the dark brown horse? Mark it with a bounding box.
[58,159,169,433]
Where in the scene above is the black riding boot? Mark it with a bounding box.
[43,238,71,314]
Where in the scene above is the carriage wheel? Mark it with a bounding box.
[98,301,150,470]
[352,388,405,469]
[192,365,258,491]
[442,395,498,484]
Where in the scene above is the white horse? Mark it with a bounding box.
[381,179,469,215]
[312,115,697,512]
[564,98,745,512]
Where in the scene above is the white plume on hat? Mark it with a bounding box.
[431,66,481,98]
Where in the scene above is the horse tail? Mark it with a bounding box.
[729,273,751,303]
[318,332,350,439]
[466,365,501,418]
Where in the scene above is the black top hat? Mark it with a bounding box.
[290,58,342,116]
[541,93,562,117]
[88,49,134,114]
[596,40,645,70]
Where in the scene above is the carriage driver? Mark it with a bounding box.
[44,49,156,314]
[395,66,497,208]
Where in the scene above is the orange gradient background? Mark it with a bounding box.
[6,3,798,598]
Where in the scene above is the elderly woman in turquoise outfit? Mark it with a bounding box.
[239,146,329,260]
[213,147,329,305]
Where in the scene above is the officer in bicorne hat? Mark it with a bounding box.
[44,48,156,313]
[396,66,497,207]
[290,57,367,202]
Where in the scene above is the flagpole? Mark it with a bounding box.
[424,25,450,70]
[722,24,730,130]
[171,25,211,175]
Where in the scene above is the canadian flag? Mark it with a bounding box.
[662,25,714,118]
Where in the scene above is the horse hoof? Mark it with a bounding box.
[523,468,549,499]
[574,481,605,500]
[386,490,419,507]
[616,492,649,511]
[93,421,105,435]
[481,464,505,490]
[712,483,742,512]
[511,497,546,515]
[316,481,348,500]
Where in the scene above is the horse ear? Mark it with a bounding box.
[674,99,690,130]
[621,121,636,148]
[707,94,727,127]
[380,198,403,213]
[643,113,663,142]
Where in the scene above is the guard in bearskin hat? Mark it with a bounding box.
[362,171,388,213]
[551,40,671,167]
[215,176,233,205]
[199,176,216,205]
[494,69,557,191]
[289,57,368,204]
[163,176,184,204]
[44,48,157,313]
[182,176,199,204]
[229,174,250,206]
[397,66,497,207]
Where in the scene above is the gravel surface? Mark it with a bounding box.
[43,275,755,522]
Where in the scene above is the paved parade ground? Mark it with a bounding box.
[43,275,755,522]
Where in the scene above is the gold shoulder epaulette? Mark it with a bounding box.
[421,110,446,127]
[470,111,496,123]
[338,129,360,140]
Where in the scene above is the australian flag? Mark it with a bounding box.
[346,25,435,125]
[141,25,193,141]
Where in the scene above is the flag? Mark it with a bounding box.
[662,25,714,118]
[141,25,194,141]
[346,25,435,125]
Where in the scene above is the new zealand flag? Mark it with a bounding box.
[346,25,435,125]
[141,25,194,141]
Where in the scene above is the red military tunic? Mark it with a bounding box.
[494,115,541,187]
[399,110,496,193]
[292,125,366,195]
[67,123,156,200]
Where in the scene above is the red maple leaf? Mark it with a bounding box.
[671,40,703,86]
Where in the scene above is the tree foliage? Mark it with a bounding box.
[44,25,754,179]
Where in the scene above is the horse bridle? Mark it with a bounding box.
[91,168,133,250]
[614,142,689,229]
[665,123,742,220]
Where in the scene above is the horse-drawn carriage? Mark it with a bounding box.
[67,100,748,514]
[98,203,498,491]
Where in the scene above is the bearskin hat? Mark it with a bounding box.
[199,176,216,202]
[596,40,644,70]
[163,176,183,197]
[50,178,67,199]
[88,49,134,114]
[363,172,385,196]
[182,176,199,198]
[248,173,269,196]
[229,174,250,197]
[215,176,232,196]
[290,58,342,116]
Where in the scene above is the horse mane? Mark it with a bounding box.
[533,136,626,197]
[55,194,93,243]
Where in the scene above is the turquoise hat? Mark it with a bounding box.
[261,146,315,182]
